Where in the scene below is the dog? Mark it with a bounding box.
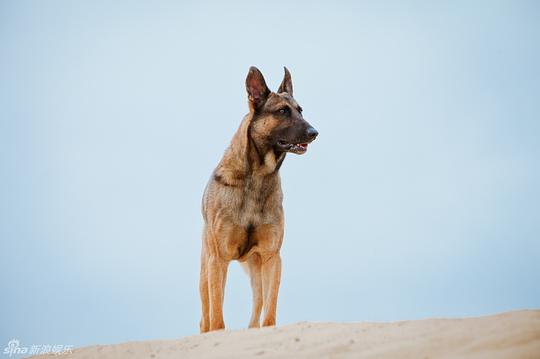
[199,66,318,332]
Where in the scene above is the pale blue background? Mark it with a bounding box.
[1,0,539,352]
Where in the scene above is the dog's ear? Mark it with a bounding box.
[277,66,293,96]
[246,66,270,110]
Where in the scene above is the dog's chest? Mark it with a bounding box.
[236,176,282,225]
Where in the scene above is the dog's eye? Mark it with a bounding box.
[297,106,303,113]
[278,107,290,116]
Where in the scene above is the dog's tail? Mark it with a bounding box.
[239,261,250,275]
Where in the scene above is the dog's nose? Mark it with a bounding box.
[306,127,318,140]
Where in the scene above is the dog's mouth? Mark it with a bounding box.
[277,140,311,154]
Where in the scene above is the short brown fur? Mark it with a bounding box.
[199,67,317,332]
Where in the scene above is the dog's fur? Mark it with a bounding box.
[199,67,318,332]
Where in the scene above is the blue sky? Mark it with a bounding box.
[1,0,539,352]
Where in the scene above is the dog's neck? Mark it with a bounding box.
[215,113,285,186]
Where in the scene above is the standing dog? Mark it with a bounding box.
[199,66,318,332]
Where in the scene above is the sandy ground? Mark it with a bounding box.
[31,310,540,359]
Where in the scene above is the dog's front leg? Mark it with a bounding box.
[261,254,282,327]
[207,255,229,331]
[199,244,210,333]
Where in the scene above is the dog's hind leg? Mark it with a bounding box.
[261,254,282,327]
[246,254,263,328]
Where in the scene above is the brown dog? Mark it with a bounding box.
[199,66,318,332]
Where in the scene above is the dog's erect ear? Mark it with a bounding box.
[277,66,293,96]
[246,66,270,109]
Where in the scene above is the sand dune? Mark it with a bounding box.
[31,310,540,359]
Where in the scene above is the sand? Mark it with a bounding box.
[31,310,540,359]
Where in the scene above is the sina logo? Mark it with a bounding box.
[3,339,28,357]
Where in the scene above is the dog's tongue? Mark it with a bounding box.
[299,143,308,149]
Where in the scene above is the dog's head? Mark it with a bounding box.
[246,66,318,155]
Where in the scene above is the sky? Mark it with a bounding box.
[1,0,539,354]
